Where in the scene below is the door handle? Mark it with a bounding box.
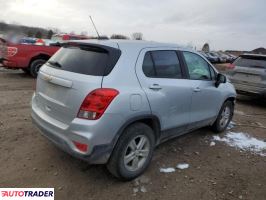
[193,87,201,92]
[149,84,162,90]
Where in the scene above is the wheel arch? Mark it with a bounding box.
[29,53,50,68]
[225,96,236,105]
[109,115,161,159]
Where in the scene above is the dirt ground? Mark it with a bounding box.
[0,68,265,200]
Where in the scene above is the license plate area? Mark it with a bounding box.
[234,73,261,82]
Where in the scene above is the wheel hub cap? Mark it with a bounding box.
[219,106,231,128]
[124,135,150,171]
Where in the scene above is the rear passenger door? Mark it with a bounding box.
[136,48,193,135]
[181,51,222,129]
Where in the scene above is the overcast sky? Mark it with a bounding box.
[0,0,265,50]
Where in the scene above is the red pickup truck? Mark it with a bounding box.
[2,43,60,77]
[1,34,90,77]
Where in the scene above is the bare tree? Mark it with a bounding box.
[47,30,54,39]
[51,28,61,34]
[110,34,129,39]
[35,31,42,38]
[131,32,143,40]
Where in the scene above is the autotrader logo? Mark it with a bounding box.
[0,188,54,200]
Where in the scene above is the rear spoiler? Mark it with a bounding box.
[58,41,122,76]
[240,54,266,60]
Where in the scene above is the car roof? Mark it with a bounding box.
[241,53,266,58]
[72,39,190,51]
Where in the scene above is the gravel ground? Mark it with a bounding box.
[0,68,265,200]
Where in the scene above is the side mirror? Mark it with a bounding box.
[215,73,226,87]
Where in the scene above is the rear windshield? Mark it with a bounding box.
[47,44,121,76]
[234,55,266,69]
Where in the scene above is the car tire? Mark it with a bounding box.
[107,122,155,181]
[30,59,46,78]
[212,101,234,133]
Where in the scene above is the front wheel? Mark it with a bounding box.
[212,101,234,133]
[107,123,155,181]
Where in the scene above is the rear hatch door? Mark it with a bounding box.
[230,55,266,87]
[34,42,121,125]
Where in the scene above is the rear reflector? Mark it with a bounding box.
[77,88,119,120]
[73,141,88,152]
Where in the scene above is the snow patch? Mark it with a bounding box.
[160,168,175,173]
[176,163,189,169]
[213,132,266,156]
[227,121,236,130]
[235,110,245,115]
[210,141,216,146]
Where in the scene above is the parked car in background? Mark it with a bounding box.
[206,52,219,63]
[225,53,237,63]
[0,37,7,64]
[206,52,220,63]
[19,37,37,45]
[209,52,226,63]
[51,33,91,41]
[2,42,60,77]
[2,33,90,77]
[216,52,229,63]
[226,54,266,97]
[32,40,236,180]
[199,51,217,63]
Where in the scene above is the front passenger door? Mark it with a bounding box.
[182,51,223,129]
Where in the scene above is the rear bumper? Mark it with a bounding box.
[3,60,18,68]
[31,94,125,164]
[232,81,266,96]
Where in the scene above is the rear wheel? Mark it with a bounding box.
[212,101,234,132]
[30,59,46,78]
[107,122,155,181]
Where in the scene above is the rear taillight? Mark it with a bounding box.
[227,63,235,69]
[7,47,18,57]
[77,88,119,120]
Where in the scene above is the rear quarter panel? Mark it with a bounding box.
[101,44,152,125]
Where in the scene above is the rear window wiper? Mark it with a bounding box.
[48,61,62,68]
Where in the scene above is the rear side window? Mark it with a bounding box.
[234,56,266,69]
[47,44,121,76]
[142,50,182,78]
[143,52,156,77]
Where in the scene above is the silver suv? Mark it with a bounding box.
[31,40,236,180]
[226,54,266,97]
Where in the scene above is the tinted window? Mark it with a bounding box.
[183,51,211,80]
[142,51,182,78]
[234,56,266,69]
[209,66,216,80]
[47,45,120,76]
[142,52,156,77]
